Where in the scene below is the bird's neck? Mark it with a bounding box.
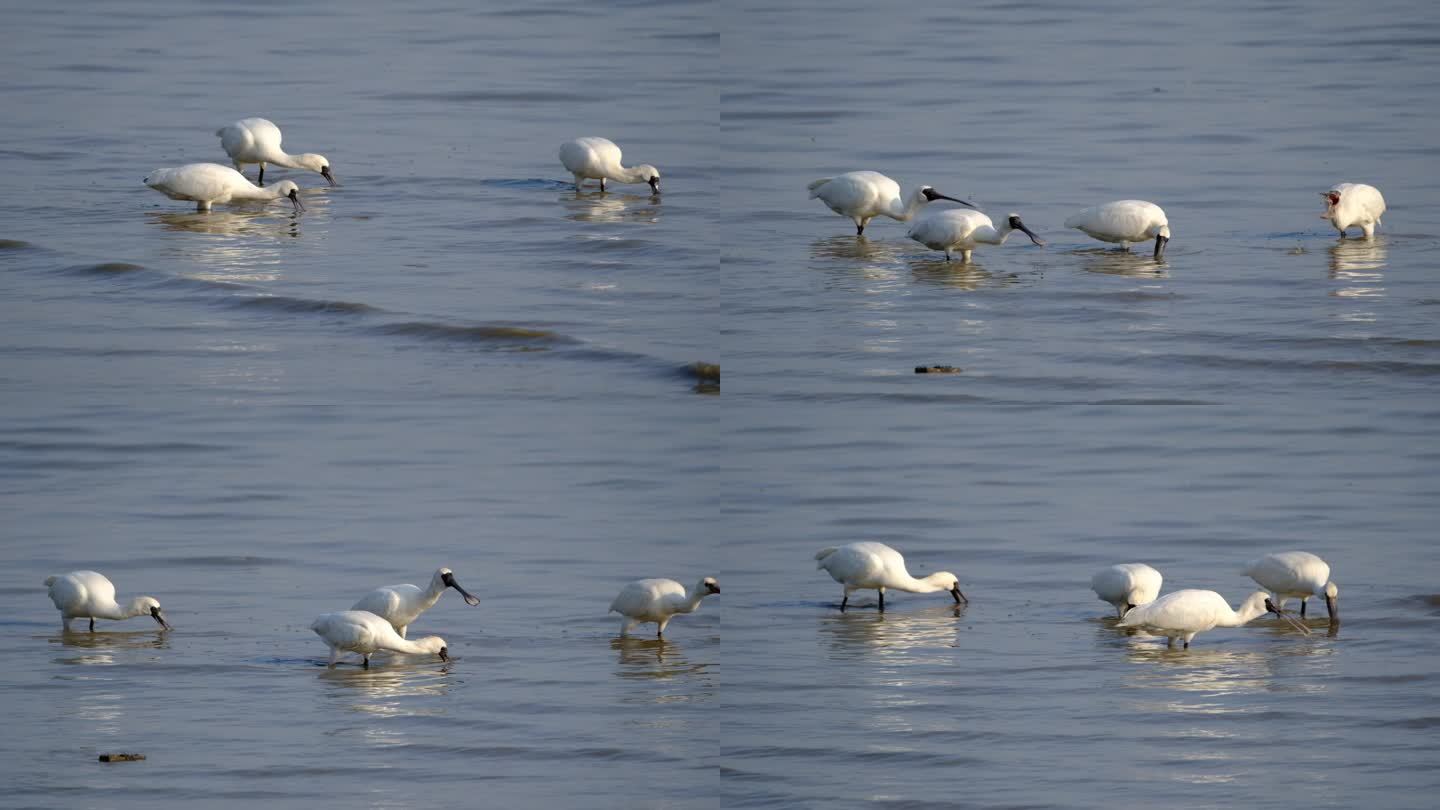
[233,182,290,201]
[668,586,708,615]
[891,572,949,595]
[390,636,440,656]
[981,221,1016,246]
[420,577,449,607]
[890,188,930,221]
[609,164,648,184]
[259,148,303,169]
[95,597,148,621]
[1222,600,1269,627]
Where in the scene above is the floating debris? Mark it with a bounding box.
[98,753,146,763]
[914,365,961,374]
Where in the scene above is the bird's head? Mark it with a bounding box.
[1007,214,1045,246]
[921,186,975,207]
[440,568,481,606]
[700,576,720,596]
[415,636,449,661]
[636,165,661,194]
[297,153,336,186]
[272,181,305,213]
[131,596,171,630]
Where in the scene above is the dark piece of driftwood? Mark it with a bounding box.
[914,365,961,374]
[98,753,147,763]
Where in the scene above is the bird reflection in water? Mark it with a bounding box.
[818,603,965,664]
[1328,238,1387,300]
[50,628,170,666]
[907,258,995,290]
[561,191,661,224]
[146,209,302,238]
[318,663,452,715]
[611,636,709,682]
[1072,247,1168,278]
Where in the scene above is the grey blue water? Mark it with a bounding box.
[3,0,1439,808]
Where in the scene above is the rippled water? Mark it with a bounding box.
[4,0,1440,807]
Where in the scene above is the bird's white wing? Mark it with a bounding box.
[352,586,407,622]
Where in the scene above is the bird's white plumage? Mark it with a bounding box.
[44,570,170,632]
[352,567,480,638]
[311,610,448,668]
[145,163,304,212]
[907,209,1044,263]
[1244,551,1338,621]
[1117,588,1308,648]
[815,541,965,610]
[806,171,969,235]
[1321,183,1385,238]
[608,576,719,637]
[559,137,660,192]
[1090,563,1163,618]
[1064,200,1170,257]
[216,117,334,185]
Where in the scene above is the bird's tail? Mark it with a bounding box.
[215,128,226,137]
[814,547,838,568]
[806,178,831,198]
[43,575,56,587]
[1062,212,1084,228]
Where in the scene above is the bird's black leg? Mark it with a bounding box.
[840,594,848,612]
[1183,640,1190,649]
[89,618,95,632]
[600,177,606,192]
[1300,600,1307,618]
[878,591,885,613]
[362,655,370,670]
[258,164,265,185]
[856,223,864,236]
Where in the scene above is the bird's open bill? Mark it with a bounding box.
[950,584,968,604]
[648,177,661,194]
[1154,234,1169,259]
[1014,220,1045,246]
[321,167,337,187]
[925,190,976,208]
[438,646,449,662]
[1265,598,1312,635]
[1325,594,1340,625]
[442,571,481,606]
[286,189,306,213]
[150,606,172,631]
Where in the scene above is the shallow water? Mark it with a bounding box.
[3,0,1440,807]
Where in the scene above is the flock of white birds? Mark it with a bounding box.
[809,170,1387,261]
[43,546,1332,666]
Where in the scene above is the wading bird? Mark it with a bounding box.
[1064,200,1170,258]
[145,163,304,212]
[609,576,719,638]
[1117,589,1309,648]
[1243,551,1338,623]
[311,610,448,668]
[44,571,171,632]
[907,209,1044,262]
[352,567,481,638]
[815,541,966,612]
[1091,563,1163,619]
[806,171,972,235]
[217,117,335,186]
[1320,183,1385,238]
[559,137,660,193]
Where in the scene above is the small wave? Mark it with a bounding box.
[226,295,382,316]
[67,261,146,275]
[151,555,291,568]
[480,178,575,190]
[375,90,590,104]
[374,321,576,346]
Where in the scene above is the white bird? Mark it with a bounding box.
[907,209,1044,262]
[559,137,660,193]
[311,610,448,668]
[815,541,966,612]
[1321,183,1385,239]
[351,567,480,638]
[806,171,973,236]
[1118,589,1310,648]
[1243,551,1339,623]
[609,576,719,637]
[1091,563,1163,618]
[145,163,304,213]
[44,571,171,632]
[216,117,335,186]
[1064,200,1171,259]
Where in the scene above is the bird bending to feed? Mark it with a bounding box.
[806,171,973,235]
[907,209,1044,262]
[815,542,966,612]
[216,117,335,186]
[351,567,481,638]
[1117,589,1310,648]
[311,610,448,668]
[609,576,719,637]
[1091,563,1163,619]
[559,137,660,193]
[44,571,171,632]
[1320,183,1385,239]
[1243,551,1338,623]
[145,164,304,213]
[1064,200,1170,259]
